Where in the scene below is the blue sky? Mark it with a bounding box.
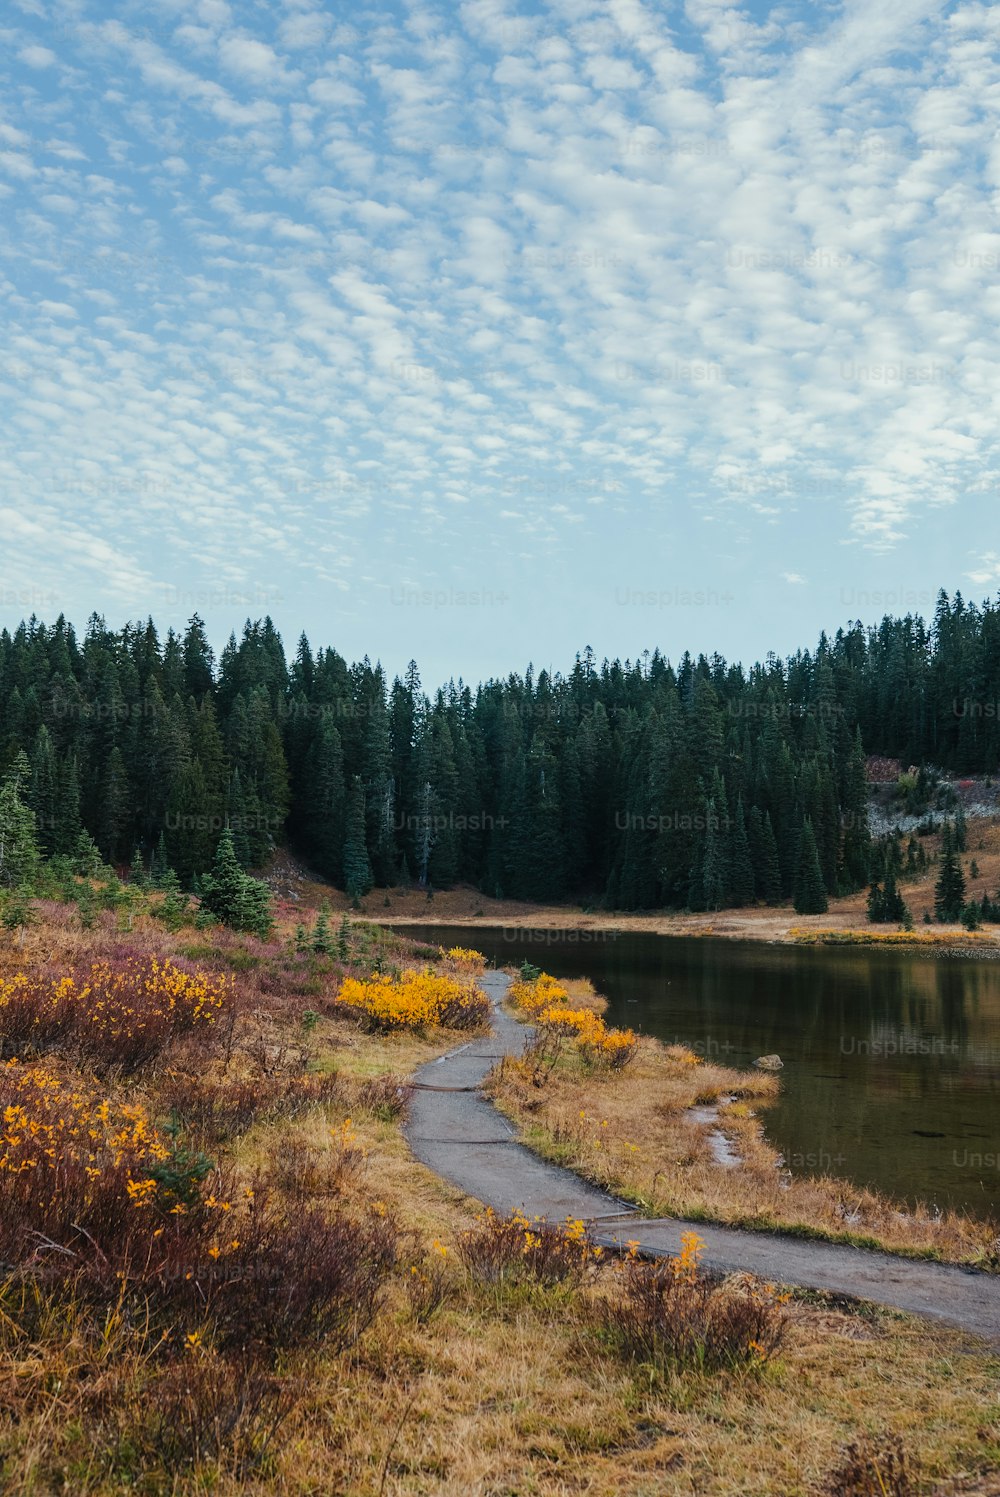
[2,0,999,687]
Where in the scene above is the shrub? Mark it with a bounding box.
[819,1434,913,1496]
[155,1070,342,1143]
[353,1072,413,1121]
[337,970,489,1032]
[458,1207,599,1288]
[0,1061,396,1354]
[509,972,637,1070]
[144,1355,294,1478]
[176,1195,398,1353]
[406,1238,451,1323]
[0,957,231,1073]
[443,946,487,970]
[600,1233,788,1373]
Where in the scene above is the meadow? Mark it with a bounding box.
[0,888,997,1495]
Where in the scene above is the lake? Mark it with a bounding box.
[395,924,1000,1219]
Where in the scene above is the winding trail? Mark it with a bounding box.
[405,972,1000,1345]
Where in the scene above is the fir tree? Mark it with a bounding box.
[0,757,39,890]
[934,825,966,922]
[199,828,273,937]
[343,777,372,901]
[793,819,828,914]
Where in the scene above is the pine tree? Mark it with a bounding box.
[312,903,331,953]
[934,825,966,922]
[728,796,755,907]
[793,819,828,914]
[199,828,273,936]
[748,808,781,904]
[343,777,372,900]
[701,800,726,911]
[0,757,39,890]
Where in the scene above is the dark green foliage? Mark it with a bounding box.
[199,828,273,938]
[1,886,34,934]
[0,592,995,913]
[343,777,372,900]
[934,824,966,923]
[312,904,332,954]
[793,820,828,915]
[867,870,909,925]
[0,756,39,890]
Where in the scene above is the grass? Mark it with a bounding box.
[488,977,1000,1269]
[0,893,999,1493]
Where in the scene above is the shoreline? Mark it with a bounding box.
[367,900,1000,954]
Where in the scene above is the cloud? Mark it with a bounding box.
[2,0,998,664]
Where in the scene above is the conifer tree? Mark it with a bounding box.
[793,819,828,914]
[343,777,372,900]
[0,756,39,890]
[934,824,966,922]
[728,797,755,906]
[199,827,272,937]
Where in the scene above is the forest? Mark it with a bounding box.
[0,588,997,912]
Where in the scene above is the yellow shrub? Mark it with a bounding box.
[337,969,489,1032]
[512,972,637,1070]
[442,947,487,970]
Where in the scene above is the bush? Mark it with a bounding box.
[0,957,232,1073]
[819,1434,913,1496]
[458,1207,598,1288]
[509,972,638,1070]
[144,1355,294,1478]
[156,1070,343,1143]
[442,946,487,970]
[0,1060,397,1354]
[337,969,489,1032]
[353,1072,413,1121]
[600,1233,788,1373]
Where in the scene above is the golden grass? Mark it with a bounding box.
[488,1026,1000,1267]
[1,901,999,1494]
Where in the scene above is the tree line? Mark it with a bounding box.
[0,589,997,912]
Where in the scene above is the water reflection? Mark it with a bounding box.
[395,925,1000,1216]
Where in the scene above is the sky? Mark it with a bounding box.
[2,0,999,688]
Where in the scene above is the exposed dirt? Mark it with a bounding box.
[265,817,1000,951]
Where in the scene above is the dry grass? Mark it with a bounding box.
[1,894,999,1494]
[487,1020,1000,1267]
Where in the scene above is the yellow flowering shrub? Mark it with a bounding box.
[509,971,569,1013]
[607,1229,789,1370]
[337,969,489,1032]
[458,1205,601,1285]
[442,946,487,970]
[510,972,637,1070]
[0,1059,169,1183]
[0,958,231,1071]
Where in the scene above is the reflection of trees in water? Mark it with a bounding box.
[399,925,1000,1214]
[935,960,972,1054]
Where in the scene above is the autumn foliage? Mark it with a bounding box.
[509,971,637,1069]
[336,968,490,1032]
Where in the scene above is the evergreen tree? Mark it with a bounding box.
[199,828,273,937]
[343,776,372,900]
[748,808,781,904]
[793,819,828,914]
[934,825,966,922]
[728,796,755,906]
[0,756,39,890]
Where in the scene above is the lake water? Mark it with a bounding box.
[396,924,1000,1219]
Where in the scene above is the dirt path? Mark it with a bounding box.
[405,972,1000,1344]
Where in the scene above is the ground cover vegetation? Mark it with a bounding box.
[490,969,1000,1268]
[0,887,991,1490]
